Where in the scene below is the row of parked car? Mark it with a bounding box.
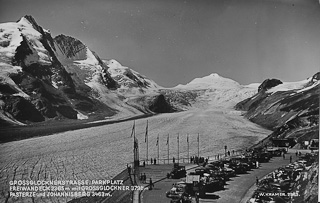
[248,151,319,203]
[166,147,284,203]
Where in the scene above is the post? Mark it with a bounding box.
[145,120,148,164]
[177,133,179,164]
[225,145,227,157]
[187,134,189,163]
[146,136,148,164]
[167,134,170,164]
[198,133,200,159]
[157,134,159,163]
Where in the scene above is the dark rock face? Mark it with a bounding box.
[258,79,282,92]
[12,35,34,67]
[54,34,118,90]
[160,89,201,108]
[0,16,119,126]
[123,69,150,88]
[311,72,320,81]
[236,75,319,145]
[148,94,175,113]
[3,96,44,122]
[54,34,86,58]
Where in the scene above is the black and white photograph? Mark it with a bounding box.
[0,0,319,202]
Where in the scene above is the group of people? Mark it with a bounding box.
[142,158,157,166]
[282,153,293,163]
[140,173,154,189]
[150,158,157,164]
[140,173,147,183]
[190,156,208,164]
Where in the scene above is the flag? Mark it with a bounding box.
[166,134,169,145]
[134,137,138,149]
[197,133,199,142]
[156,134,159,146]
[177,133,179,141]
[187,134,189,143]
[130,121,135,137]
[145,120,148,142]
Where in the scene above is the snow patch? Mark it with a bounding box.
[266,78,311,93]
[74,48,99,66]
[77,112,88,120]
[296,80,320,93]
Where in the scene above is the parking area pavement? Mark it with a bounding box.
[141,149,304,203]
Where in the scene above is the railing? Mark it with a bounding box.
[138,148,245,166]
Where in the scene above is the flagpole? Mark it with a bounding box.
[177,133,179,164]
[157,134,159,163]
[187,134,189,163]
[146,120,148,164]
[198,133,200,159]
[167,134,169,164]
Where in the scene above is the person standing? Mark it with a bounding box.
[283,153,285,159]
[256,177,259,185]
[143,173,146,183]
[195,192,199,203]
[127,165,131,175]
[149,178,153,190]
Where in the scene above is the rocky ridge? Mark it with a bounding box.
[235,72,320,145]
[0,15,174,127]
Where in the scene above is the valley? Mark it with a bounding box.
[0,101,271,203]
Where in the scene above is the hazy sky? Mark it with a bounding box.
[1,0,319,87]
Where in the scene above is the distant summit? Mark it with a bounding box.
[175,73,240,90]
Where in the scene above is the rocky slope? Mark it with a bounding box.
[235,72,320,145]
[0,15,174,127]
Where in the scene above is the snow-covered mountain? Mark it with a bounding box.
[167,73,259,108]
[54,34,118,90]
[0,16,173,126]
[4,15,314,131]
[104,59,160,94]
[236,72,319,146]
[175,73,240,89]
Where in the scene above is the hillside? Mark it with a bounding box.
[235,72,320,146]
[0,16,174,128]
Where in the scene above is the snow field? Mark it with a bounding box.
[0,106,271,202]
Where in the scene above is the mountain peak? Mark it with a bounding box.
[209,73,220,77]
[17,15,41,31]
[175,73,240,89]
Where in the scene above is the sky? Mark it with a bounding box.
[1,0,319,87]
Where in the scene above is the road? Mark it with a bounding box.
[141,149,301,203]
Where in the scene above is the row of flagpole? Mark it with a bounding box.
[130,120,200,164]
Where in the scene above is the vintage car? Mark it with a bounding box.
[167,163,187,179]
[166,182,192,203]
[193,175,224,197]
[166,181,188,198]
